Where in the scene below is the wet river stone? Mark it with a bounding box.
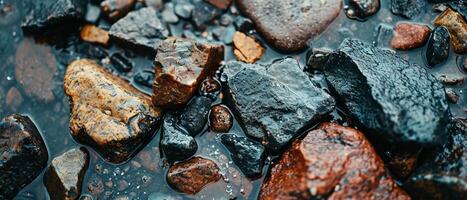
[434,7,467,54]
[236,0,342,52]
[404,119,467,199]
[260,123,410,199]
[391,22,431,50]
[44,148,90,200]
[0,114,48,199]
[153,37,224,108]
[324,39,449,146]
[64,59,162,163]
[345,0,380,20]
[180,96,212,136]
[167,157,221,194]
[209,105,233,133]
[223,58,335,153]
[22,0,87,32]
[109,7,170,52]
[101,0,136,21]
[426,26,450,67]
[221,134,265,178]
[160,114,198,162]
[390,0,425,19]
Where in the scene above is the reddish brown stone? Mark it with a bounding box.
[391,23,431,50]
[209,105,233,133]
[15,38,57,102]
[259,123,410,200]
[153,37,224,108]
[5,87,23,111]
[434,8,467,54]
[236,0,342,52]
[167,157,221,194]
[80,24,110,46]
[204,0,232,10]
[233,31,265,63]
[100,0,136,21]
[199,77,221,94]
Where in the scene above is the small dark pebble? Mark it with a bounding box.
[233,16,254,33]
[345,0,380,21]
[426,26,450,67]
[305,47,332,71]
[110,52,133,72]
[160,114,198,162]
[180,96,213,136]
[221,134,265,178]
[437,74,464,85]
[134,70,155,88]
[445,88,460,103]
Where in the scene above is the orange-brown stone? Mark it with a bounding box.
[391,23,431,50]
[80,24,110,46]
[233,31,265,63]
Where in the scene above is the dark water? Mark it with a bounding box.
[0,0,465,199]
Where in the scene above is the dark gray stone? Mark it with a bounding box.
[191,0,222,29]
[180,96,213,136]
[426,26,450,67]
[221,134,265,178]
[0,114,49,199]
[223,58,335,153]
[324,39,450,145]
[160,114,198,162]
[391,0,426,19]
[109,7,170,52]
[345,0,380,21]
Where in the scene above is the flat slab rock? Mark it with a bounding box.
[236,0,342,52]
[260,123,410,199]
[223,58,335,153]
[153,37,224,108]
[324,39,449,145]
[109,7,170,52]
[64,59,162,163]
[45,147,90,200]
[0,114,49,199]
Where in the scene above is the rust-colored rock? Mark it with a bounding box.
[167,157,221,194]
[259,123,410,200]
[100,0,136,21]
[204,0,232,10]
[434,8,467,54]
[233,31,265,63]
[209,105,233,133]
[391,22,431,50]
[15,37,57,102]
[153,37,224,108]
[236,0,342,52]
[64,59,162,163]
[80,24,110,46]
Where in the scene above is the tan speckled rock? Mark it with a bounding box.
[64,59,162,163]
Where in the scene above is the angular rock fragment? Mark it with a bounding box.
[324,39,449,145]
[100,0,136,21]
[180,96,212,136]
[167,157,221,194]
[223,58,335,153]
[15,38,57,102]
[64,59,162,163]
[259,123,410,200]
[204,0,232,10]
[80,24,110,46]
[0,114,48,200]
[391,0,425,19]
[153,38,224,108]
[236,0,342,52]
[437,74,464,85]
[404,119,467,200]
[209,105,233,133]
[345,0,380,20]
[22,0,87,32]
[221,134,265,178]
[434,8,467,54]
[45,148,90,200]
[232,31,264,63]
[160,114,198,162]
[391,23,431,50]
[426,26,450,66]
[445,88,460,103]
[109,7,170,52]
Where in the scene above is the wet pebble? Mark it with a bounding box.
[221,134,265,178]
[233,16,254,33]
[161,3,179,24]
[80,24,110,46]
[167,157,221,194]
[232,31,265,63]
[180,96,213,136]
[191,0,222,29]
[85,3,101,24]
[433,8,467,54]
[426,26,450,67]
[209,105,233,133]
[160,114,198,162]
[391,22,431,50]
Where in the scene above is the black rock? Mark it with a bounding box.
[191,0,222,29]
[404,118,466,199]
[174,2,194,19]
[109,7,170,52]
[391,0,426,19]
[345,0,380,21]
[44,147,90,200]
[374,23,394,47]
[180,96,213,136]
[22,0,87,32]
[233,16,254,33]
[85,3,101,24]
[0,114,49,199]
[305,48,332,71]
[134,70,155,88]
[426,26,450,67]
[223,58,335,153]
[160,114,198,162]
[324,39,450,145]
[110,52,133,72]
[221,134,265,178]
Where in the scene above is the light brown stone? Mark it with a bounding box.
[233,31,265,63]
